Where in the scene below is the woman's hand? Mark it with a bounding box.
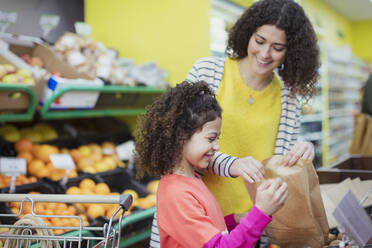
[230,156,264,183]
[255,178,288,216]
[282,141,314,167]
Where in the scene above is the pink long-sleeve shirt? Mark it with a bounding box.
[157,174,272,248]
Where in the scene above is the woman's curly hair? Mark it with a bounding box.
[134,81,222,179]
[227,0,319,98]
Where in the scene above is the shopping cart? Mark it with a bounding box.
[0,193,133,248]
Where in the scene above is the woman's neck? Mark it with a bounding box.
[238,57,273,91]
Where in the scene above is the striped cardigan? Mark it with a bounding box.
[149,56,301,248]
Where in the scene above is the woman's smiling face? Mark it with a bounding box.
[247,24,287,76]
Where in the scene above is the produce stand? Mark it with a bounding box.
[0,84,37,122]
[40,85,164,119]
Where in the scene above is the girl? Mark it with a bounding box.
[135,81,288,247]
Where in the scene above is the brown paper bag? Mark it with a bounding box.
[360,115,372,155]
[261,155,329,248]
[350,113,368,154]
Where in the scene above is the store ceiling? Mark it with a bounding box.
[322,0,372,21]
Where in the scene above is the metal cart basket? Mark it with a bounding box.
[0,193,132,248]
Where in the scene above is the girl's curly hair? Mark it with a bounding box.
[134,81,222,179]
[227,0,319,98]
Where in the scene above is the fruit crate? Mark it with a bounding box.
[40,85,164,120]
[0,84,37,122]
[57,168,156,247]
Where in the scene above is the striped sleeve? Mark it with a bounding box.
[208,152,238,178]
[150,211,161,248]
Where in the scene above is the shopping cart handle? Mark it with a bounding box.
[119,194,133,211]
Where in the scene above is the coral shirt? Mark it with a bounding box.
[157,174,227,247]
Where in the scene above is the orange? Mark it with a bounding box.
[77,157,94,171]
[94,183,110,195]
[147,180,160,194]
[105,206,122,219]
[87,204,105,218]
[145,194,156,207]
[82,166,96,174]
[66,186,80,195]
[88,143,102,155]
[79,178,96,190]
[122,189,139,201]
[94,161,110,173]
[102,156,116,170]
[17,151,33,164]
[36,167,49,178]
[15,138,33,153]
[78,145,91,157]
[80,188,94,195]
[69,149,81,163]
[28,160,45,175]
[101,141,116,152]
[33,144,59,163]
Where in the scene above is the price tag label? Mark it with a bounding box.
[0,11,18,24]
[0,11,17,32]
[50,154,75,170]
[74,22,92,37]
[40,14,60,27]
[116,140,134,161]
[102,148,114,155]
[0,157,26,176]
[40,14,60,38]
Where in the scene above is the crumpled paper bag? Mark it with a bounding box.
[261,155,329,248]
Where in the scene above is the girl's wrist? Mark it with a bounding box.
[233,212,248,223]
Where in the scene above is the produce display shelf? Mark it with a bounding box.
[0,84,37,122]
[40,85,164,120]
[116,207,156,247]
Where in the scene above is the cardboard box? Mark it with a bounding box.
[4,37,101,109]
[41,76,103,109]
[9,43,94,80]
[0,54,46,112]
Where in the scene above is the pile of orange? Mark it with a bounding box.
[8,192,90,235]
[15,139,125,180]
[0,175,37,188]
[15,138,77,181]
[65,179,127,219]
[121,180,159,210]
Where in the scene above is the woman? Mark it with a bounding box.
[150,0,319,246]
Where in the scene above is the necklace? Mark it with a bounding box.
[246,73,274,105]
[248,96,254,104]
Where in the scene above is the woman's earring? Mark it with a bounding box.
[279,63,284,71]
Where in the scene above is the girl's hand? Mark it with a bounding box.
[282,141,314,167]
[230,156,264,183]
[255,178,288,216]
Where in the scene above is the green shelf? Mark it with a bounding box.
[116,207,156,247]
[0,84,37,122]
[40,85,164,120]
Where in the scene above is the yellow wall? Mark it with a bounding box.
[300,0,352,46]
[351,20,372,67]
[84,0,211,86]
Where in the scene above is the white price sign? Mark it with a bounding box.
[0,157,26,176]
[50,154,75,170]
[74,22,92,37]
[0,11,18,24]
[40,14,60,27]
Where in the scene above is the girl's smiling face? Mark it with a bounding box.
[181,118,221,170]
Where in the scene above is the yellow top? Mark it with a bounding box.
[203,57,282,215]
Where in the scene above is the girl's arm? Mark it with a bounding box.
[204,178,288,248]
[204,206,271,248]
